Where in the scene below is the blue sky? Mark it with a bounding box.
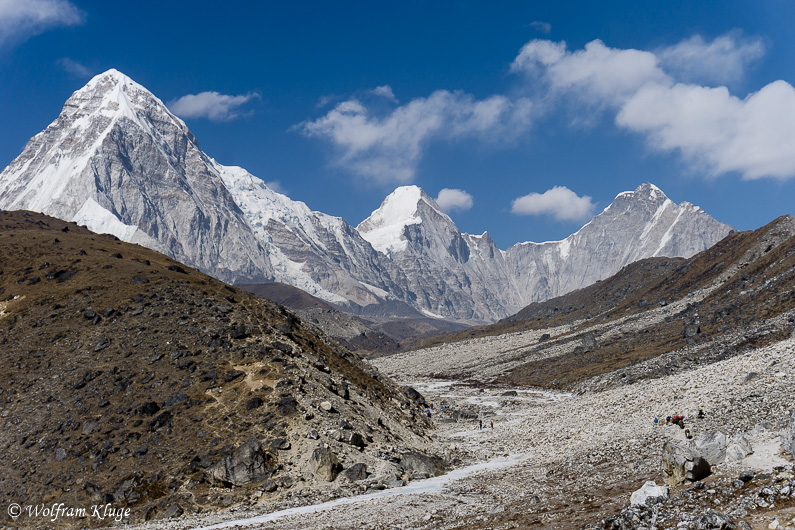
[1,1,794,248]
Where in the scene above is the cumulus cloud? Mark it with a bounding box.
[657,33,764,85]
[435,188,473,213]
[168,91,259,121]
[298,91,533,183]
[617,80,795,179]
[512,34,795,180]
[0,0,84,47]
[511,186,595,221]
[512,39,667,107]
[56,57,91,77]
[527,21,551,34]
[370,85,398,103]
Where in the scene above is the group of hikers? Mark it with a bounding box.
[652,409,706,439]
[478,419,493,430]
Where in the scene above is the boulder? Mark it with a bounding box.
[689,431,728,466]
[340,430,366,448]
[662,441,711,486]
[785,410,795,457]
[724,434,753,463]
[310,445,341,482]
[344,463,368,481]
[399,451,446,478]
[404,386,425,405]
[630,480,669,506]
[206,439,276,486]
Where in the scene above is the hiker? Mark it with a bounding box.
[426,410,431,419]
[479,419,482,430]
[653,418,659,424]
[490,421,493,429]
[697,409,705,419]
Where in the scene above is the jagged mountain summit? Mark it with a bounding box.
[356,183,733,320]
[0,69,733,323]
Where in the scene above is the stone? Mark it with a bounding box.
[309,446,341,482]
[724,434,753,463]
[130,276,149,285]
[501,390,518,397]
[246,397,264,410]
[785,410,795,457]
[689,431,728,466]
[662,441,711,486]
[137,401,160,416]
[340,431,366,448]
[206,439,276,486]
[399,451,446,478]
[319,401,333,412]
[630,480,669,506]
[163,504,183,519]
[738,471,755,482]
[696,510,734,530]
[344,463,368,481]
[55,447,67,462]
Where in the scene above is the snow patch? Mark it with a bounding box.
[72,198,140,241]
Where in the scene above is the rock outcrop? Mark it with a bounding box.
[662,441,711,486]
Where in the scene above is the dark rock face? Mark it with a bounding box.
[662,441,711,486]
[344,463,368,481]
[399,451,446,478]
[206,439,276,487]
[310,446,342,482]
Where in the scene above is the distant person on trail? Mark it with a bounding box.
[697,409,705,419]
[426,410,432,419]
[479,419,482,430]
[490,421,493,429]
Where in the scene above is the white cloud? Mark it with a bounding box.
[512,39,668,107]
[168,91,259,121]
[512,35,795,180]
[511,186,595,221]
[528,21,551,34]
[617,80,795,180]
[435,188,473,213]
[56,57,90,77]
[657,33,764,85]
[370,85,398,103]
[298,90,533,183]
[0,0,83,47]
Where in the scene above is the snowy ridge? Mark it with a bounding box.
[0,70,734,323]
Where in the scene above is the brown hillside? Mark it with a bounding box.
[0,211,434,527]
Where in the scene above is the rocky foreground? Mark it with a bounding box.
[0,212,440,528]
[124,328,794,529]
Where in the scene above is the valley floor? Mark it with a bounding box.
[126,334,795,529]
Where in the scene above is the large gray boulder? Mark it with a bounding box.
[207,439,276,486]
[399,451,446,478]
[785,410,795,457]
[689,431,728,466]
[310,445,342,482]
[662,441,711,486]
[724,434,753,463]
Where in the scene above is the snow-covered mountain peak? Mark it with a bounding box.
[357,185,454,255]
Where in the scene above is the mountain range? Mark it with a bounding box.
[0,69,733,323]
